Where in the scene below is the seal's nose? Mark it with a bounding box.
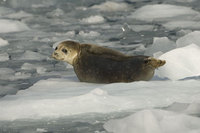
[52,52,58,58]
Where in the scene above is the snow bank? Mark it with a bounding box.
[176,31,200,47]
[156,44,200,80]
[81,15,105,24]
[130,4,199,22]
[0,38,9,47]
[0,78,200,120]
[91,1,129,12]
[0,19,29,33]
[145,37,176,56]
[104,109,200,133]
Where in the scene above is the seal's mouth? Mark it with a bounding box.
[52,53,64,61]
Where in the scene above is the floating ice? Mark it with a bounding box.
[145,37,176,56]
[21,63,47,74]
[47,8,64,17]
[0,52,9,61]
[169,0,196,2]
[104,109,200,133]
[81,15,105,24]
[0,38,9,47]
[0,78,200,120]
[0,19,29,33]
[0,85,17,97]
[91,1,129,12]
[166,102,200,116]
[17,50,47,61]
[6,10,33,19]
[0,6,14,16]
[130,4,200,22]
[129,25,154,32]
[156,44,200,80]
[79,31,100,38]
[176,31,200,47]
[163,21,200,30]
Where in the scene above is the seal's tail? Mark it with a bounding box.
[145,57,166,69]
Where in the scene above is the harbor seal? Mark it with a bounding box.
[52,40,166,83]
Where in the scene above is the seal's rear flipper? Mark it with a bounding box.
[145,57,166,69]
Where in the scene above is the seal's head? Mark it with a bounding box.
[52,41,80,65]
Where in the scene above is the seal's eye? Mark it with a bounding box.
[55,47,58,50]
[62,49,68,54]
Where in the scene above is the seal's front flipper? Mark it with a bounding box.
[145,57,166,69]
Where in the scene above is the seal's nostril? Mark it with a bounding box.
[54,52,58,56]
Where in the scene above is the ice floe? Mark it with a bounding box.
[130,4,200,22]
[47,8,64,17]
[91,1,129,12]
[0,38,9,47]
[0,78,200,120]
[6,10,33,19]
[104,109,200,133]
[163,21,200,30]
[81,15,105,24]
[145,37,176,56]
[0,52,9,62]
[79,31,100,38]
[21,63,47,74]
[156,44,200,80]
[176,31,200,47]
[0,19,29,33]
[17,50,47,61]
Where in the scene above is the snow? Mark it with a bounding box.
[176,31,200,47]
[17,50,47,61]
[91,1,129,12]
[0,19,29,33]
[145,37,176,56]
[0,78,200,121]
[104,109,200,133]
[163,21,200,30]
[156,44,200,80]
[0,52,9,61]
[130,4,200,22]
[0,38,9,47]
[81,15,105,24]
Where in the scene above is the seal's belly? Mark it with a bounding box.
[74,55,155,83]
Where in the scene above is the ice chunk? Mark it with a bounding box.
[0,19,29,33]
[0,52,9,61]
[91,1,129,12]
[163,21,200,30]
[47,8,64,17]
[21,63,47,74]
[81,15,105,24]
[166,102,200,116]
[6,10,33,19]
[0,38,9,47]
[169,0,196,2]
[0,85,18,97]
[79,31,100,38]
[176,31,200,47]
[129,25,154,32]
[18,50,47,61]
[104,109,200,133]
[0,78,200,120]
[0,6,14,16]
[156,44,200,80]
[145,37,176,56]
[130,4,199,22]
